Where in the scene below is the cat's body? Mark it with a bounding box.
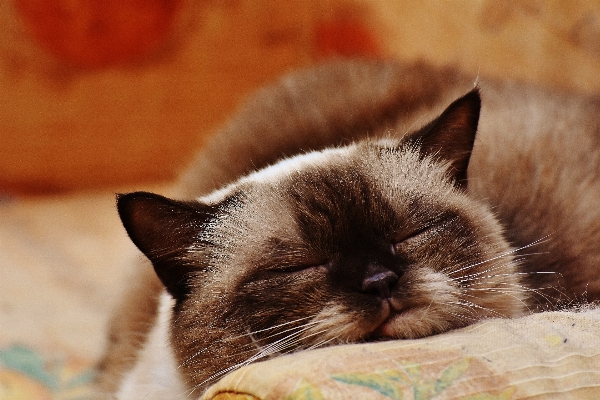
[96,60,600,399]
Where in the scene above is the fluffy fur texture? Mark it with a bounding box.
[95,60,600,398]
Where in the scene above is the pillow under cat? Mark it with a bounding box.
[95,60,600,399]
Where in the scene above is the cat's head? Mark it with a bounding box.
[117,89,525,388]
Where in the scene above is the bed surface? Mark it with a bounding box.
[0,191,136,398]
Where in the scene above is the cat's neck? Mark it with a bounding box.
[115,291,188,400]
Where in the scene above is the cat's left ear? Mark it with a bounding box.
[410,89,481,188]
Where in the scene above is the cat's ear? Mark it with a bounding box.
[117,191,213,299]
[410,89,481,188]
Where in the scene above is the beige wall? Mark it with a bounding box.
[1,0,599,195]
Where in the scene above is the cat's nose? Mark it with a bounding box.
[361,263,399,298]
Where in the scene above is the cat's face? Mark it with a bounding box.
[117,90,525,390]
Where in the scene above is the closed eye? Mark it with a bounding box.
[392,215,459,252]
[275,264,313,273]
[274,261,331,274]
[391,224,436,253]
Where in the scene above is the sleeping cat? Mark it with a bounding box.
[95,59,600,399]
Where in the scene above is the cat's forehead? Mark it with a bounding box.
[198,145,360,204]
[199,138,452,208]
[245,146,357,186]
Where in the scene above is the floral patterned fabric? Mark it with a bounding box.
[0,345,93,400]
[202,309,600,400]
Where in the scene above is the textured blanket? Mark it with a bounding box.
[201,309,600,400]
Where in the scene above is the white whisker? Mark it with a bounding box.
[179,317,321,367]
[188,323,330,394]
[446,235,552,277]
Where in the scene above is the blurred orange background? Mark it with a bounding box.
[2,0,600,196]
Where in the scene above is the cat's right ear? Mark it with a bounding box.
[117,192,213,299]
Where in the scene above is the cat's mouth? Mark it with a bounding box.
[370,298,425,339]
[370,299,401,338]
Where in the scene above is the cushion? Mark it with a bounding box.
[202,308,600,399]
